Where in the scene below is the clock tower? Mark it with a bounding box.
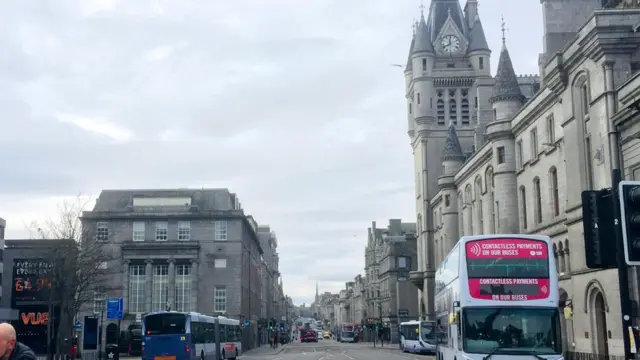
[405,0,492,320]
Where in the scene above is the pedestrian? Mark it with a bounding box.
[0,323,36,360]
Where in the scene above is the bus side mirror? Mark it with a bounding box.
[448,312,458,325]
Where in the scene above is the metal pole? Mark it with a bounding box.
[611,169,634,359]
[98,310,103,360]
[215,317,221,360]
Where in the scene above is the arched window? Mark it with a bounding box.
[475,177,483,234]
[534,177,542,224]
[458,191,464,237]
[485,167,495,233]
[465,184,473,234]
[461,98,470,125]
[573,73,594,190]
[550,167,560,217]
[564,239,571,274]
[558,242,565,273]
[449,99,457,125]
[437,99,445,125]
[519,186,528,230]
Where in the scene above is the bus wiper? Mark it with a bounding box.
[482,345,504,360]
[529,351,545,360]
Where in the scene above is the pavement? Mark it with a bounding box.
[240,339,435,360]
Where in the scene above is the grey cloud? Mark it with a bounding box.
[0,0,542,304]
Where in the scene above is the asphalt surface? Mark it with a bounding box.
[240,339,435,360]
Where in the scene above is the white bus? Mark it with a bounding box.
[399,320,437,354]
[435,234,562,360]
[142,311,242,360]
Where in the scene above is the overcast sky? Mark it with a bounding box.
[0,0,541,306]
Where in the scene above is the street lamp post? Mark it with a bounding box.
[95,309,104,360]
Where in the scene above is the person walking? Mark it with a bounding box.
[0,323,36,360]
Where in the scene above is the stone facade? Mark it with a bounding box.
[79,189,272,352]
[256,226,285,344]
[405,1,640,357]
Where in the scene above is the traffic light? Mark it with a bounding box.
[619,181,640,265]
[268,321,273,330]
[581,190,616,268]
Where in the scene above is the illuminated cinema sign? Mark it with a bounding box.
[11,259,53,307]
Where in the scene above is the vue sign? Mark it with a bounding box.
[21,312,48,326]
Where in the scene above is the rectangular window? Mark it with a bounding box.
[581,84,589,117]
[444,194,450,207]
[586,136,594,189]
[214,259,227,268]
[474,97,478,109]
[175,264,191,312]
[132,222,145,242]
[466,240,549,278]
[96,222,109,242]
[215,221,228,241]
[214,287,227,313]
[422,58,427,71]
[155,222,168,241]
[397,257,408,268]
[177,221,190,241]
[129,264,146,313]
[479,57,484,70]
[530,129,538,158]
[546,115,555,144]
[516,140,523,169]
[93,290,106,314]
[152,264,169,311]
[417,93,421,104]
[409,103,412,114]
[144,313,187,335]
[496,146,506,164]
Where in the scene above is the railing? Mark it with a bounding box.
[564,352,626,360]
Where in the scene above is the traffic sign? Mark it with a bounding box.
[75,321,82,330]
[243,320,250,328]
[106,298,124,320]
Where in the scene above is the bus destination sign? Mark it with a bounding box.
[465,238,550,301]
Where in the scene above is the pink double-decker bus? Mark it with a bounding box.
[434,234,562,360]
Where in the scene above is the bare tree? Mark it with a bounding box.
[27,195,120,360]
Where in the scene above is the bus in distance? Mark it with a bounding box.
[435,234,562,360]
[399,320,437,354]
[339,323,355,343]
[142,311,242,360]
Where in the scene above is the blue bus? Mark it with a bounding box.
[142,311,242,360]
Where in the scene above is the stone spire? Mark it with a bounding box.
[413,9,435,54]
[467,15,490,52]
[441,123,466,161]
[488,19,524,104]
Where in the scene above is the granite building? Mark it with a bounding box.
[79,189,264,351]
[405,0,640,356]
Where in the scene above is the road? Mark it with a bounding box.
[241,339,435,360]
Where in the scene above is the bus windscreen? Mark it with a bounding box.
[466,238,549,278]
[144,313,186,335]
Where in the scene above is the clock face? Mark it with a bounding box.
[441,35,460,53]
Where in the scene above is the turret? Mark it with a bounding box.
[485,27,522,234]
[466,14,491,77]
[438,124,465,252]
[406,31,416,138]
[411,10,436,124]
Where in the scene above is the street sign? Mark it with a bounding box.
[106,298,124,320]
[75,321,82,330]
[243,320,250,328]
